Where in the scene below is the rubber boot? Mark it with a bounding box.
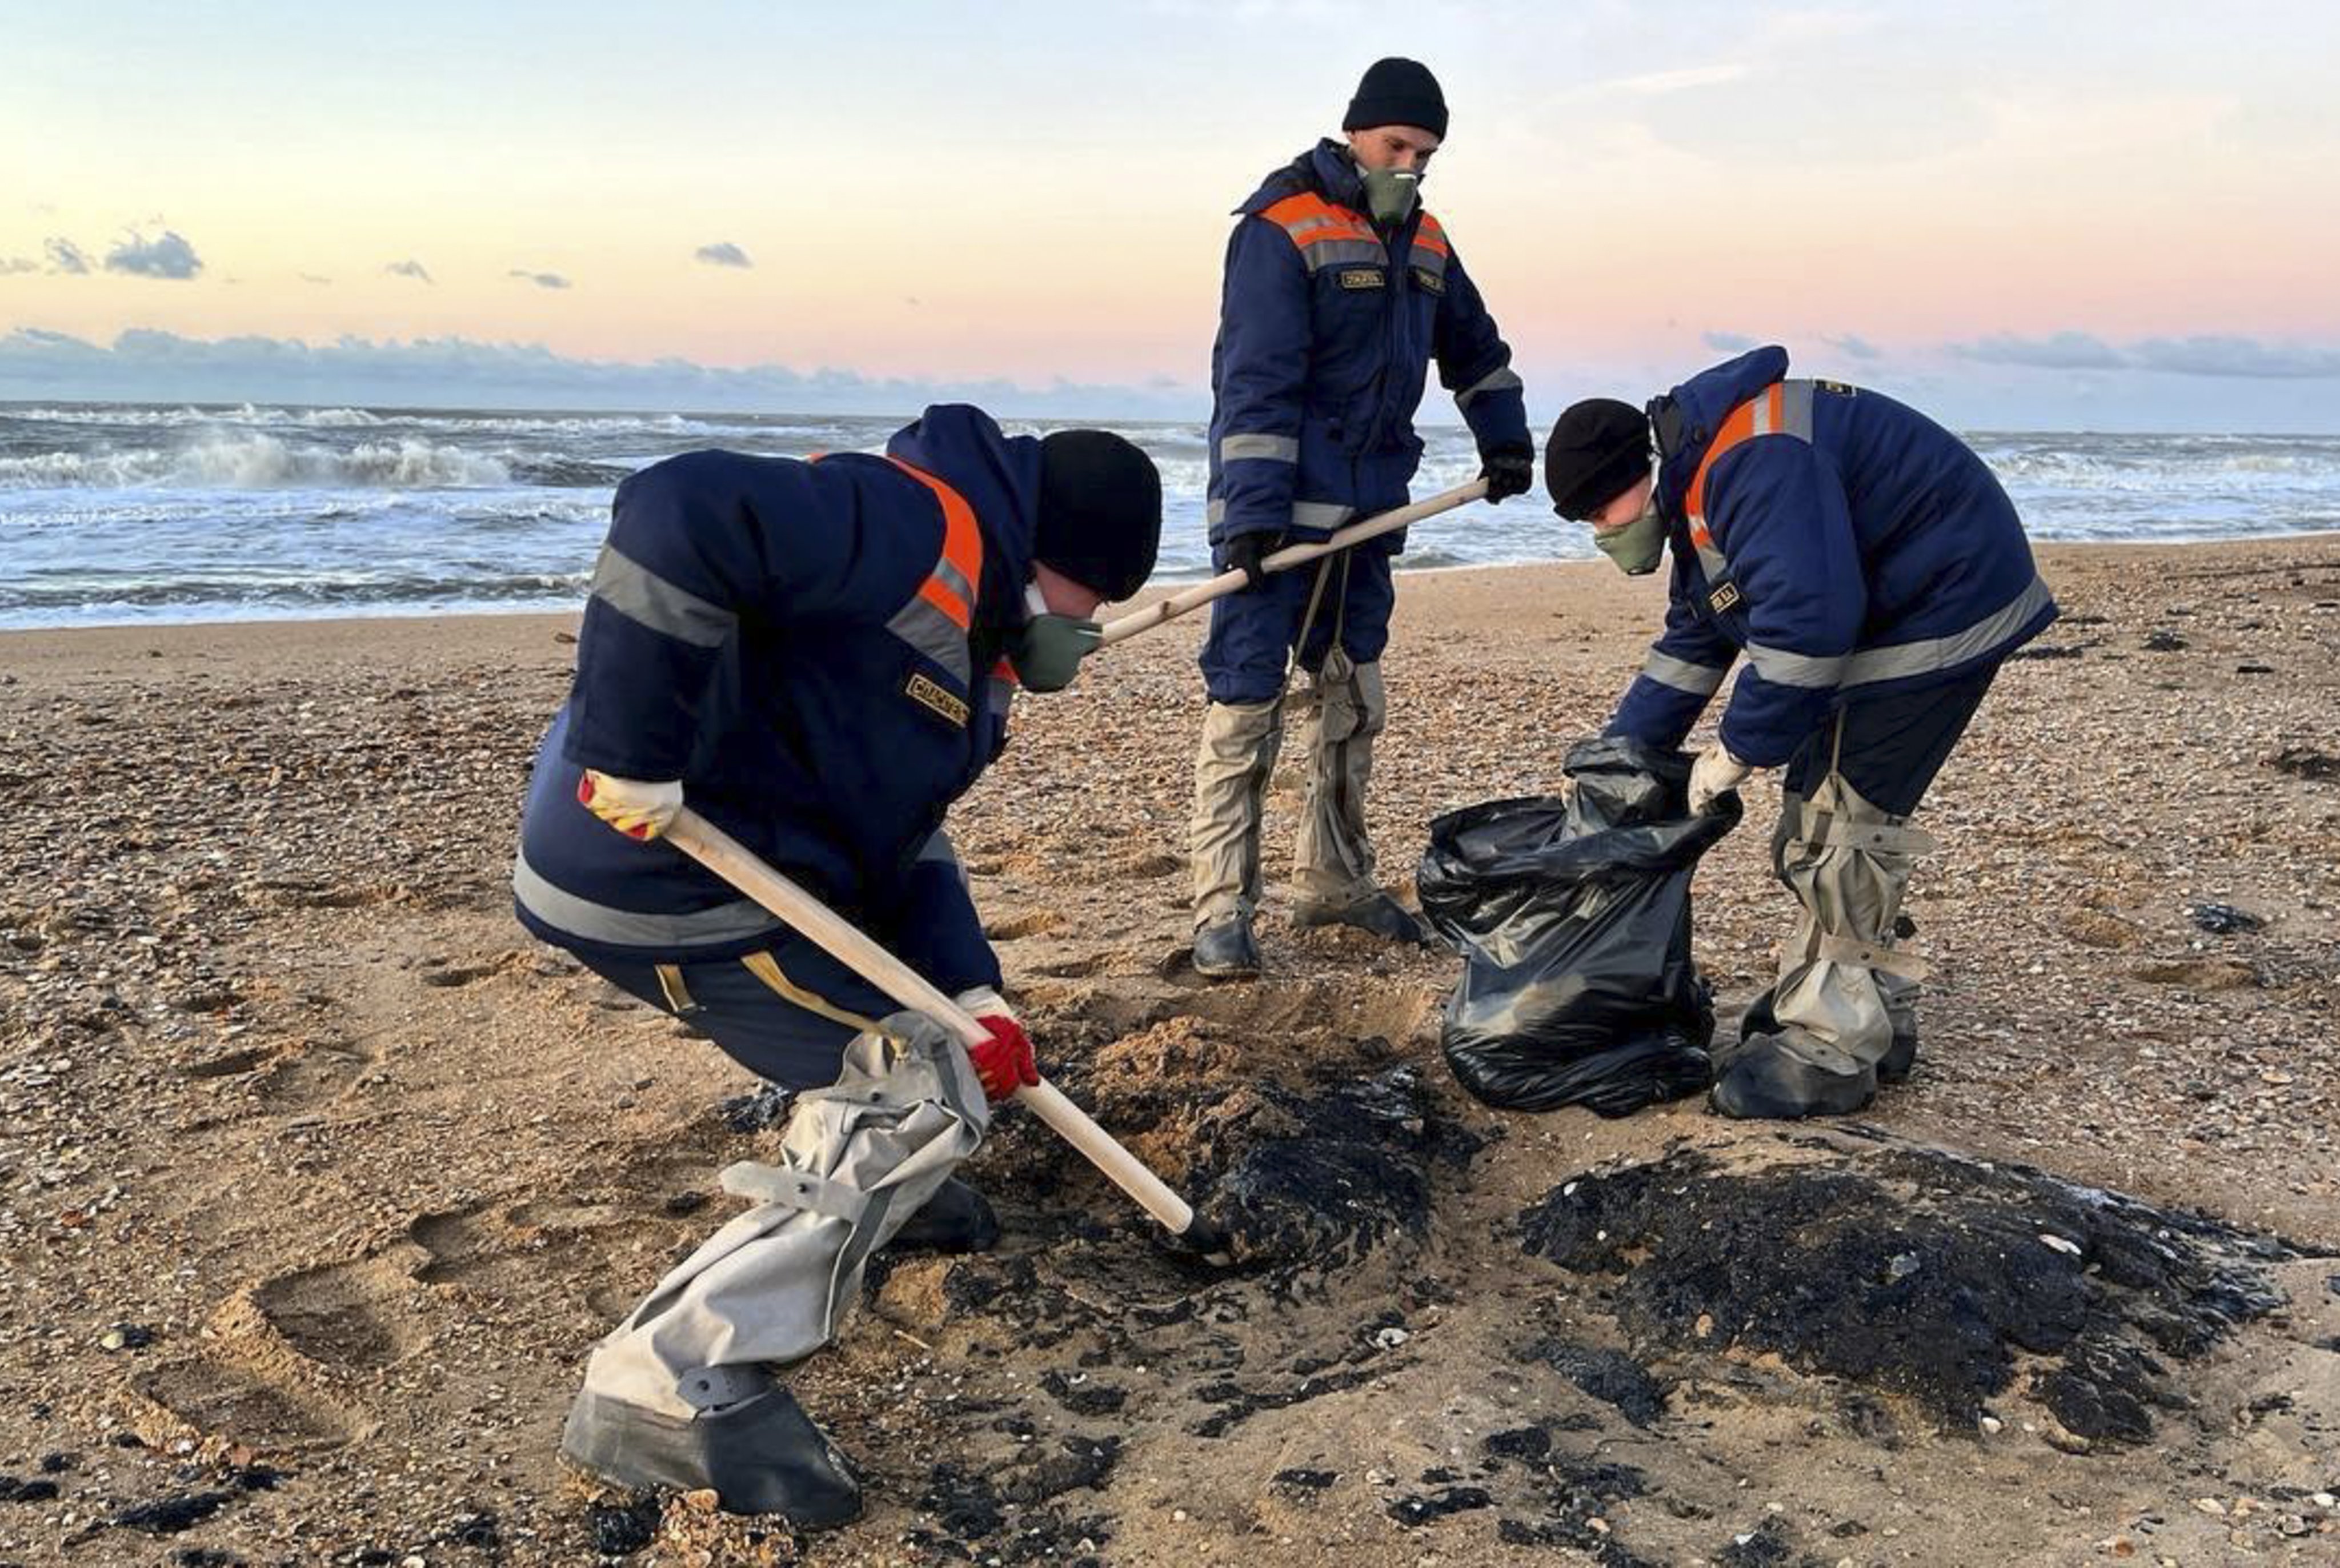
[1191,914,1261,979]
[562,1365,863,1523]
[881,1177,999,1255]
[1710,1032,1878,1121]
[1291,890,1433,945]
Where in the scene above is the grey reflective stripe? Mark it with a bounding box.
[1220,432,1299,464]
[1409,244,1448,276]
[589,544,737,648]
[1456,365,1524,410]
[1742,641,1848,688]
[1296,238,1385,272]
[932,555,975,613]
[1205,498,1355,531]
[512,848,780,947]
[1842,574,2055,687]
[917,828,973,891]
[1780,380,1815,438]
[1694,540,1734,582]
[1641,650,1730,696]
[885,598,972,684]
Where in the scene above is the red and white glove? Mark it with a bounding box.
[577,769,684,840]
[955,986,1039,1102]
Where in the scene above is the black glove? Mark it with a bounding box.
[1227,531,1280,589]
[1478,440,1536,504]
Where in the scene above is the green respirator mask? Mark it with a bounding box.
[1592,496,1668,576]
[1011,582,1102,693]
[1360,166,1419,228]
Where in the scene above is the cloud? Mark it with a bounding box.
[1822,332,1882,360]
[2130,335,2340,379]
[1952,331,2126,371]
[1601,62,1754,97]
[103,229,205,280]
[299,272,332,286]
[694,242,752,268]
[508,269,572,290]
[0,326,1208,419]
[385,259,434,284]
[1950,330,2340,380]
[0,256,37,275]
[45,237,93,275]
[1702,330,1759,353]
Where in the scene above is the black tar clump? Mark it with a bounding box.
[1199,1066,1478,1275]
[1518,1133,2295,1439]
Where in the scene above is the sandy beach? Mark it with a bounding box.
[4,536,2338,1566]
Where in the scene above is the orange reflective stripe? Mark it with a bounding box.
[1260,191,1377,247]
[1685,398,1762,525]
[1412,212,1451,258]
[885,456,984,632]
[917,575,971,631]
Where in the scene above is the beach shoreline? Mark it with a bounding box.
[5,535,2337,1565]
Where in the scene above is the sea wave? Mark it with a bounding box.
[0,434,512,489]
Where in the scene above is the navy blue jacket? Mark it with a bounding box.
[513,404,1037,996]
[1206,140,1528,551]
[1609,347,2057,768]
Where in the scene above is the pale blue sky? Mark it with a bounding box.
[6,1,2339,428]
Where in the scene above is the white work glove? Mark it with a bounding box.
[575,769,684,841]
[1687,745,1753,816]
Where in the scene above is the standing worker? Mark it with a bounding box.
[1189,57,1536,979]
[512,404,1160,1520]
[1542,345,2057,1119]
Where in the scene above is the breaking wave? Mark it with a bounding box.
[0,434,512,489]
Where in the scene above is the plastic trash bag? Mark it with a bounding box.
[1417,736,1740,1116]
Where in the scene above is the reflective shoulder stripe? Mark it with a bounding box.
[1841,574,2056,687]
[884,456,984,632]
[1640,649,1731,696]
[1412,212,1451,259]
[1219,432,1300,464]
[1456,365,1522,409]
[1259,191,1384,274]
[513,847,780,948]
[878,456,984,684]
[987,655,1018,718]
[1742,641,1847,689]
[1684,380,1816,552]
[589,543,738,648]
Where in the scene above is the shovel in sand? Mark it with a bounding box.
[664,807,1234,1264]
[1093,478,1488,649]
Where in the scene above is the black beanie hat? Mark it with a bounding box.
[1544,399,1653,520]
[1035,430,1162,602]
[1343,57,1447,139]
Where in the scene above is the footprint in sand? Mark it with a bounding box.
[250,1254,432,1370]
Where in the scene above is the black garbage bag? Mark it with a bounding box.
[1417,736,1740,1116]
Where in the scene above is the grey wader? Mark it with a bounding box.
[1190,554,1413,947]
[1714,665,1997,1120]
[562,1011,988,1520]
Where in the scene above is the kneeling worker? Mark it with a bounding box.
[512,405,1160,1519]
[1543,345,2057,1120]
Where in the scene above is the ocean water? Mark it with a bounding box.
[1,401,2336,629]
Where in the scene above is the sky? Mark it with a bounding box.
[5,1,2339,430]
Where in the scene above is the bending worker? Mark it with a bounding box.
[1542,344,2057,1120]
[1189,56,1534,979]
[512,405,1160,1520]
